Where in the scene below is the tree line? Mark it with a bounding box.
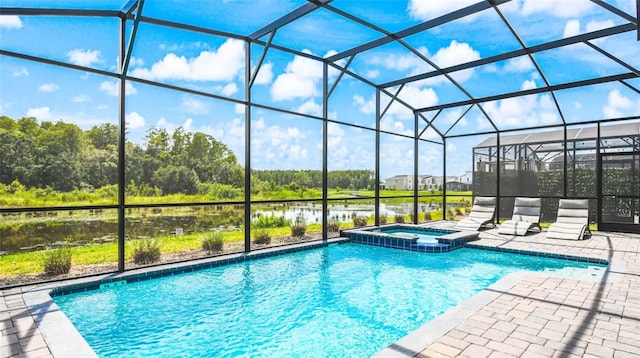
[0,116,374,197]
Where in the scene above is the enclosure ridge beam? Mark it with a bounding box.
[381,24,636,88]
[139,16,247,40]
[327,0,510,62]
[416,72,638,112]
[590,0,638,25]
[249,30,276,89]
[491,4,566,124]
[327,55,355,98]
[584,41,640,77]
[248,0,331,40]
[0,7,120,17]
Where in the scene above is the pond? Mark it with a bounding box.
[0,202,463,254]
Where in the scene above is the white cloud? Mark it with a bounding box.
[38,83,60,93]
[296,99,322,117]
[365,69,380,79]
[563,19,615,41]
[72,95,91,103]
[0,15,23,29]
[12,67,29,77]
[130,39,244,82]
[125,112,145,130]
[254,62,273,85]
[221,83,238,96]
[603,89,639,118]
[504,56,534,72]
[353,94,376,115]
[516,0,594,18]
[327,122,344,149]
[426,41,480,84]
[26,107,52,120]
[563,19,581,38]
[99,80,137,96]
[407,0,477,21]
[354,85,439,120]
[484,80,560,128]
[372,41,479,85]
[234,103,245,115]
[67,49,101,67]
[271,50,323,101]
[586,20,616,33]
[394,85,439,114]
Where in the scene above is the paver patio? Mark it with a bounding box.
[2,228,640,358]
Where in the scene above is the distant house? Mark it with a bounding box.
[418,175,441,191]
[445,180,472,191]
[386,173,471,191]
[384,175,414,190]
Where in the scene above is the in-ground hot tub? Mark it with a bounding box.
[342,224,479,252]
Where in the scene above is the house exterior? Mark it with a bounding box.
[385,174,471,191]
[384,175,414,190]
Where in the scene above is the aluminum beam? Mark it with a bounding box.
[248,0,331,40]
[327,0,510,62]
[382,24,636,88]
[416,72,638,112]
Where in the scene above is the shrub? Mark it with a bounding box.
[43,248,72,275]
[380,215,387,224]
[455,208,463,216]
[327,219,340,233]
[395,214,405,224]
[353,216,368,227]
[447,209,456,220]
[131,239,161,264]
[253,228,271,245]
[252,215,291,228]
[290,216,306,237]
[202,232,224,253]
[425,212,432,221]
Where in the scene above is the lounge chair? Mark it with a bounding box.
[546,199,592,240]
[454,196,496,231]
[497,197,541,236]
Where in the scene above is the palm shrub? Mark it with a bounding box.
[353,216,368,227]
[395,214,405,223]
[425,212,432,221]
[380,214,387,224]
[253,228,272,245]
[43,248,72,275]
[202,232,224,253]
[131,239,161,264]
[290,216,306,237]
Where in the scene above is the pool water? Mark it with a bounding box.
[54,244,603,358]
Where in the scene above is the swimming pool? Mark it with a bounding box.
[54,244,604,357]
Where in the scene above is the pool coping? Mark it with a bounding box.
[17,235,612,358]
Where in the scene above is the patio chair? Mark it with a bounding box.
[497,197,541,236]
[454,196,496,231]
[546,199,592,240]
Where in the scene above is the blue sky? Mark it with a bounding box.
[1,0,639,179]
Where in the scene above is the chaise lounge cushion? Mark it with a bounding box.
[497,197,541,236]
